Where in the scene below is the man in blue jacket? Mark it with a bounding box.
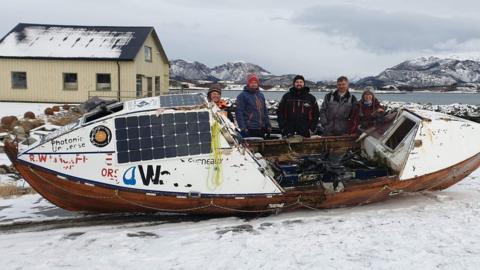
[235,74,271,138]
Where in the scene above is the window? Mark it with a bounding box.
[146,77,153,97]
[12,72,27,89]
[136,75,143,97]
[155,76,160,96]
[96,74,111,90]
[385,118,416,150]
[144,46,152,62]
[63,73,78,90]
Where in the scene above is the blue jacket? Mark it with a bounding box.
[235,87,271,130]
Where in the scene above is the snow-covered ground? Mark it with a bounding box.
[1,101,480,269]
[0,169,478,269]
[0,102,56,119]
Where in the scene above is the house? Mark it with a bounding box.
[0,23,170,103]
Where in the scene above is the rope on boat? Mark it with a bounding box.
[207,120,223,190]
[113,190,213,213]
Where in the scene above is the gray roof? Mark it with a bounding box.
[0,23,167,61]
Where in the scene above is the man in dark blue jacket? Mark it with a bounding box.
[277,75,320,137]
[235,74,271,138]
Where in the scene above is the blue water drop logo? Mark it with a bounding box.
[122,166,137,185]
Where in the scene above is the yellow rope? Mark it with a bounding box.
[207,120,223,190]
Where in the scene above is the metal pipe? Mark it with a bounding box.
[116,61,121,101]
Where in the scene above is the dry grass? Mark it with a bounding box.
[0,184,35,198]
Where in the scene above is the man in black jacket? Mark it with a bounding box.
[277,75,320,137]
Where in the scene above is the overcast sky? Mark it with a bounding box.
[2,0,480,80]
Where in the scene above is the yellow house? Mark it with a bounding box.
[0,23,170,103]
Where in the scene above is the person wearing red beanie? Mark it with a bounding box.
[235,73,271,138]
[247,74,259,88]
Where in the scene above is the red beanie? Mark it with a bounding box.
[247,73,259,86]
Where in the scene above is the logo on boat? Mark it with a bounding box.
[89,125,112,147]
[122,165,171,186]
[123,166,137,185]
[135,100,150,108]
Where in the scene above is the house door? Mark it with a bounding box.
[147,77,153,97]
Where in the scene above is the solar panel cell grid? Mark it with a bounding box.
[115,110,211,164]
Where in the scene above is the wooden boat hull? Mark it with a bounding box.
[6,141,480,215]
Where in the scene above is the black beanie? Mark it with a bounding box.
[293,75,305,85]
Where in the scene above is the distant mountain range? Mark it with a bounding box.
[356,57,480,90]
[170,57,480,91]
[170,59,270,83]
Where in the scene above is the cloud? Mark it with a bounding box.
[2,0,480,80]
[292,4,480,53]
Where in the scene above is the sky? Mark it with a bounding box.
[2,0,480,80]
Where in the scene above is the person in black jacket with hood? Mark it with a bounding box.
[277,75,320,137]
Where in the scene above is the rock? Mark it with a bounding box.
[69,106,82,114]
[1,116,18,131]
[48,114,80,126]
[23,111,36,119]
[12,126,26,140]
[0,164,19,175]
[62,104,71,110]
[22,119,45,133]
[52,106,61,112]
[44,107,54,115]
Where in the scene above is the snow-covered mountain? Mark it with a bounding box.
[210,62,271,82]
[357,57,480,89]
[169,59,214,81]
[170,59,270,83]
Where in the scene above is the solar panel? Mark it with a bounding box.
[115,110,211,164]
[159,94,205,108]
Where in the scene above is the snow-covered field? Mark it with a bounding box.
[0,102,56,119]
[0,101,479,270]
[0,169,479,269]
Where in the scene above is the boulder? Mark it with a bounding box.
[44,107,54,115]
[23,111,36,119]
[1,116,18,131]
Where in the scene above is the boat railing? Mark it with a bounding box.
[87,90,164,102]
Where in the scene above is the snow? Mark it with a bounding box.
[0,102,56,118]
[0,25,134,59]
[0,169,479,269]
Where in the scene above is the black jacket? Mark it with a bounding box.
[277,87,320,137]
